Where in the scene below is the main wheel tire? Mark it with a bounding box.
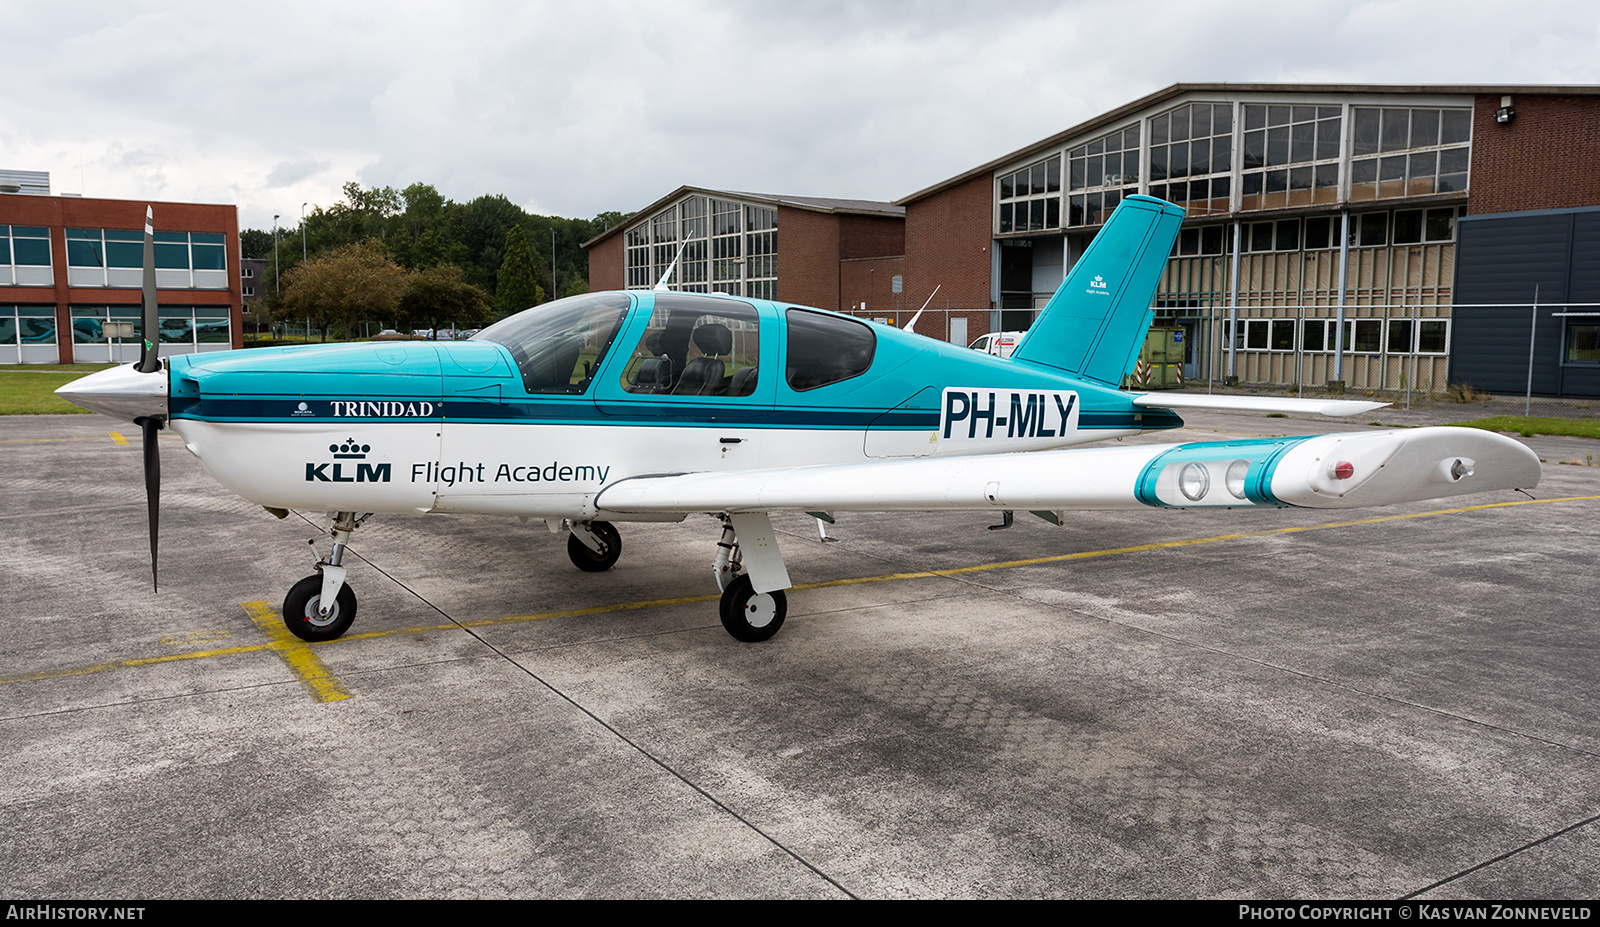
[567,521,622,572]
[719,574,786,643]
[283,574,357,642]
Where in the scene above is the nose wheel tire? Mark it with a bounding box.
[719,574,786,642]
[283,574,357,642]
[567,521,622,572]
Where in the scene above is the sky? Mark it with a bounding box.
[5,0,1598,233]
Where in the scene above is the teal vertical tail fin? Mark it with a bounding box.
[1009,195,1185,385]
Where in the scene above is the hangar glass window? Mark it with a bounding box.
[1148,103,1231,217]
[1566,321,1600,365]
[473,292,630,394]
[1172,224,1226,256]
[999,155,1061,233]
[1068,124,1140,227]
[619,293,760,397]
[785,309,874,391]
[1243,219,1302,252]
[744,206,777,300]
[1349,107,1470,201]
[624,197,776,299]
[0,226,52,286]
[1240,104,1341,212]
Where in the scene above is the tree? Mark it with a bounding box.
[459,194,529,291]
[399,264,492,335]
[277,240,409,340]
[592,210,632,233]
[496,225,545,317]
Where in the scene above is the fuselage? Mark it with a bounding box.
[164,291,1183,519]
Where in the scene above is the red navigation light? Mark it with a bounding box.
[1330,461,1355,480]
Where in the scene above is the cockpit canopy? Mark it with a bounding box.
[474,291,877,397]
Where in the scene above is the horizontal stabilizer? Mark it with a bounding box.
[1130,393,1387,417]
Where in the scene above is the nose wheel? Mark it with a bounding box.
[283,574,357,642]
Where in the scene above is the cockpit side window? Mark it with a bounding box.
[785,309,875,391]
[473,293,629,394]
[620,293,761,398]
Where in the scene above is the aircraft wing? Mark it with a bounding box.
[1129,393,1387,417]
[595,426,1540,516]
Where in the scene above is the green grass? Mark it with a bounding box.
[0,364,117,373]
[1446,417,1600,440]
[0,367,114,414]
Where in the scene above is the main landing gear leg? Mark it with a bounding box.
[713,513,792,643]
[283,511,365,642]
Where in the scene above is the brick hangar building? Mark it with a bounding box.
[586,83,1600,397]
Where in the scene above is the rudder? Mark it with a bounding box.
[1009,195,1185,384]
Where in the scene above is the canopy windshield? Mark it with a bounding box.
[473,292,631,394]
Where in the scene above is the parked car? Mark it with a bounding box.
[968,331,1026,358]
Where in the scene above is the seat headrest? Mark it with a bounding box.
[692,323,732,356]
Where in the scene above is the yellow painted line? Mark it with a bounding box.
[2,494,1597,689]
[0,435,119,445]
[242,601,352,703]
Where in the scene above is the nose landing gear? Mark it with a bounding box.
[283,511,366,643]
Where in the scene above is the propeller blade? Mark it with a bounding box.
[137,206,160,374]
[137,416,161,591]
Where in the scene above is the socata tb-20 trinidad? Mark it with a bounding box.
[58,196,1541,644]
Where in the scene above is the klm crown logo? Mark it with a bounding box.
[332,439,370,459]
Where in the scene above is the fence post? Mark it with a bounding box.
[1526,286,1539,417]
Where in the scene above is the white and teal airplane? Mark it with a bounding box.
[58,197,1541,644]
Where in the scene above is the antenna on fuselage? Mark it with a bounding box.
[654,239,690,291]
[904,284,940,332]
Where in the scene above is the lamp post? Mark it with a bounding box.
[301,202,308,262]
[272,214,281,297]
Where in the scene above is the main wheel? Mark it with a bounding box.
[719,574,787,643]
[567,521,622,572]
[283,574,357,642]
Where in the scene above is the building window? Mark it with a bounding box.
[1173,224,1226,256]
[1147,103,1231,217]
[624,196,776,299]
[1391,207,1461,244]
[1349,107,1470,201]
[0,226,52,286]
[1565,321,1600,365]
[1243,219,1302,253]
[66,229,228,289]
[1067,124,1140,227]
[1240,104,1341,212]
[999,154,1062,233]
[744,206,776,300]
[70,305,230,347]
[0,309,58,358]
